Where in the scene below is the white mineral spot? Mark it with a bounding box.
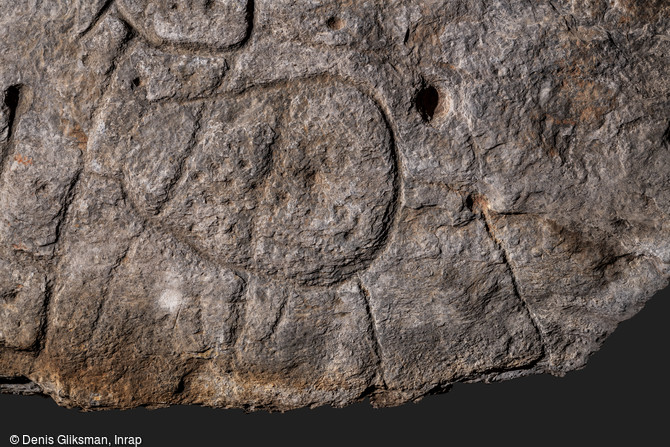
[159,288,182,313]
[90,159,102,173]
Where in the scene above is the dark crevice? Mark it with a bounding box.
[464,194,474,212]
[175,376,186,394]
[0,376,32,385]
[424,382,453,397]
[4,86,20,115]
[356,384,380,402]
[174,360,204,398]
[239,0,255,47]
[0,376,43,395]
[0,288,19,304]
[415,84,439,122]
[662,122,670,147]
[3,85,21,141]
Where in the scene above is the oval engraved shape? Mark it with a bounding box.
[118,0,250,50]
[121,80,396,286]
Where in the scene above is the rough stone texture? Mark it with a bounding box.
[0,0,668,411]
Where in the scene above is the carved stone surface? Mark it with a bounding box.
[0,1,668,411]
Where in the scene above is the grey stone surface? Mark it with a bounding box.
[0,0,668,411]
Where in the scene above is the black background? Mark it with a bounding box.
[1,283,668,446]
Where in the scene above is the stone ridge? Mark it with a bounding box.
[0,0,668,411]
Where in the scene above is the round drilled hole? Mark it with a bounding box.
[326,16,345,31]
[415,85,440,122]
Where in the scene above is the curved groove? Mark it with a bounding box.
[79,0,116,38]
[238,0,255,50]
[221,73,406,271]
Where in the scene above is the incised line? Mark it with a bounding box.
[473,194,550,365]
[357,276,387,390]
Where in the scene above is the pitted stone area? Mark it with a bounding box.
[0,0,668,411]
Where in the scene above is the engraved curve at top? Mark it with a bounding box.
[116,0,252,50]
